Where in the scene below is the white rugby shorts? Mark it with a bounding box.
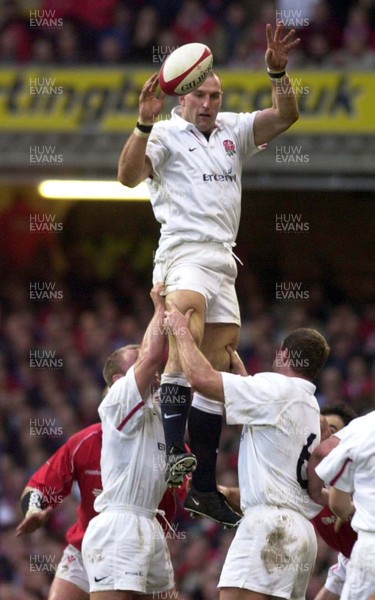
[153,241,240,326]
[341,532,375,600]
[219,505,317,600]
[55,543,89,593]
[325,552,348,596]
[81,508,174,594]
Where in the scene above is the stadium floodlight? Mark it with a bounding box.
[38,180,150,201]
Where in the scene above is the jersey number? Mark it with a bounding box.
[296,433,316,490]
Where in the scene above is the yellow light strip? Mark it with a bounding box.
[38,180,150,201]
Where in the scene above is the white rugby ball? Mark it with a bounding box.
[159,43,213,96]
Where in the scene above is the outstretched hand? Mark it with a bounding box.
[139,73,166,124]
[265,22,300,71]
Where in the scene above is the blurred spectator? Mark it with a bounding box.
[54,20,84,63]
[130,5,159,62]
[0,4,32,63]
[330,5,375,67]
[0,196,60,278]
[214,1,249,64]
[98,34,124,62]
[97,4,133,62]
[1,0,375,67]
[31,34,56,63]
[172,0,217,46]
[343,354,374,411]
[41,0,120,31]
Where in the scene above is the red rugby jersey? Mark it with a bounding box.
[311,506,357,559]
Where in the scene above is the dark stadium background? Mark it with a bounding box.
[1,0,374,598]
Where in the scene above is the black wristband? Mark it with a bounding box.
[136,121,153,133]
[268,70,286,79]
[21,489,48,516]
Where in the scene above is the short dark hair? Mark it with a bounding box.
[321,402,357,426]
[281,328,330,381]
[102,345,140,386]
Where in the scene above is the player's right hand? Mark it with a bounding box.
[139,74,166,124]
[15,506,53,536]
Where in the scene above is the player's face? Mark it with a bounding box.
[179,74,223,134]
[324,413,345,434]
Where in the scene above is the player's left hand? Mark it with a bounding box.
[15,507,53,536]
[164,302,194,336]
[265,22,300,71]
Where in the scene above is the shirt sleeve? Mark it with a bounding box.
[222,371,291,426]
[146,125,171,179]
[234,111,263,158]
[98,366,145,437]
[315,437,355,492]
[27,441,75,506]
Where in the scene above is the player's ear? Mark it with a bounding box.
[179,95,185,106]
[112,373,123,384]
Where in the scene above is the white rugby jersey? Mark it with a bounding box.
[316,411,375,533]
[222,371,322,519]
[94,366,166,512]
[146,107,261,259]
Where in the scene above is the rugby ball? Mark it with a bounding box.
[159,43,213,96]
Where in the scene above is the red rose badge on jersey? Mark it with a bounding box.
[223,139,236,156]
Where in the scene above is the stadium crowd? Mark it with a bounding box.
[0,212,374,598]
[1,0,375,68]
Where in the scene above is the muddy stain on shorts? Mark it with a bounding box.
[260,517,297,574]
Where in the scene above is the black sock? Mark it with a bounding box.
[160,383,191,452]
[188,406,222,492]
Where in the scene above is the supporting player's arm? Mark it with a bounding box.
[164,304,224,402]
[329,487,355,523]
[308,435,341,505]
[118,73,165,187]
[254,23,300,146]
[134,283,167,399]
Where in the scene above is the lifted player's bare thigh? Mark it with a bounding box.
[201,323,240,371]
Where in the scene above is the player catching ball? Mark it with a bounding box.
[118,22,301,527]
